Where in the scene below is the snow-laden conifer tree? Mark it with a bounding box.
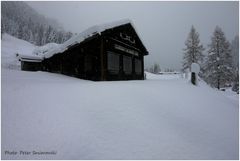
[182,26,204,71]
[231,35,239,69]
[204,26,233,89]
[153,63,161,74]
[230,35,239,92]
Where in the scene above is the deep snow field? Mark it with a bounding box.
[1,34,239,159]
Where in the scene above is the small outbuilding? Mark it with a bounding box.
[19,19,149,81]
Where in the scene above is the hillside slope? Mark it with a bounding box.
[1,34,36,70]
[1,1,72,45]
[1,35,239,159]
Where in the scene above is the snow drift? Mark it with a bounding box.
[1,34,36,69]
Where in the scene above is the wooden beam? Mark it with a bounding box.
[100,37,106,81]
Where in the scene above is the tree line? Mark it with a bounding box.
[145,26,238,92]
[1,1,73,46]
[145,64,176,74]
[182,25,238,91]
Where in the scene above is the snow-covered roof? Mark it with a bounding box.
[32,19,146,59]
[17,54,43,62]
[33,43,60,57]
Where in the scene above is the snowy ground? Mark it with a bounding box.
[1,34,239,159]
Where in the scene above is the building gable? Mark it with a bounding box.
[101,23,148,56]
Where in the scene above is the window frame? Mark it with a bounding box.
[123,55,132,75]
[84,55,92,72]
[135,58,142,75]
[107,51,120,74]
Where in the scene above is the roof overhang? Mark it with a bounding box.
[18,54,43,62]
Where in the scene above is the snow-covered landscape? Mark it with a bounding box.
[1,34,239,159]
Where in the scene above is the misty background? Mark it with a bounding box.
[3,1,239,70]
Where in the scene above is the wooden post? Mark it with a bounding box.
[100,37,106,81]
[191,63,200,86]
[191,72,196,85]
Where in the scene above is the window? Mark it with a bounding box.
[123,56,132,74]
[85,55,92,72]
[135,59,142,75]
[107,52,119,74]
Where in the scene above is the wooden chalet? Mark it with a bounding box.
[19,19,149,81]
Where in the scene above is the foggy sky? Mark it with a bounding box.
[27,1,238,70]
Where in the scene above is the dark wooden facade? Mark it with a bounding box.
[21,23,148,81]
